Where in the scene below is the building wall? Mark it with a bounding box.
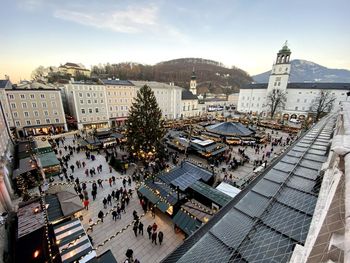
[64,83,109,130]
[105,84,136,125]
[4,89,67,136]
[181,99,200,118]
[227,93,240,107]
[0,103,10,159]
[237,89,267,113]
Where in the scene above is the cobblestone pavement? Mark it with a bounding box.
[53,135,184,263]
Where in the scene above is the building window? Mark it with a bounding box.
[15,120,20,126]
[108,92,110,96]
[298,92,302,94]
[94,99,97,104]
[81,109,85,114]
[115,106,118,111]
[95,108,99,113]
[79,93,83,97]
[46,119,50,124]
[121,106,124,110]
[93,93,96,97]
[80,100,83,104]
[100,93,103,97]
[302,107,305,110]
[53,111,58,115]
[22,102,27,108]
[9,94,14,99]
[42,102,47,108]
[89,108,92,113]
[51,101,56,107]
[24,112,29,117]
[36,120,40,125]
[87,100,91,104]
[32,102,37,108]
[50,94,55,99]
[55,119,60,123]
[26,120,31,125]
[44,110,49,116]
[40,94,45,99]
[13,112,18,118]
[34,111,39,117]
[304,99,307,103]
[30,94,35,99]
[87,93,91,97]
[125,106,128,110]
[295,106,298,110]
[20,94,25,99]
[100,99,103,103]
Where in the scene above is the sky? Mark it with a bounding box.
[0,0,349,83]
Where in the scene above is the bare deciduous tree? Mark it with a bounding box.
[311,90,336,121]
[31,66,46,80]
[265,89,287,119]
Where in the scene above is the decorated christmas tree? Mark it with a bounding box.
[125,85,165,160]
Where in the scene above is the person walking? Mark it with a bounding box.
[112,210,117,221]
[116,204,121,219]
[152,231,157,244]
[138,222,144,236]
[103,198,107,209]
[109,177,112,187]
[152,222,158,232]
[147,225,152,239]
[83,199,89,210]
[98,179,103,188]
[120,202,126,213]
[158,231,164,245]
[107,194,112,206]
[98,211,104,223]
[91,189,97,201]
[133,222,138,237]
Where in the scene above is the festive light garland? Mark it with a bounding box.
[39,193,55,262]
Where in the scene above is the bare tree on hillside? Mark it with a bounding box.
[265,89,287,119]
[31,66,46,80]
[311,90,336,121]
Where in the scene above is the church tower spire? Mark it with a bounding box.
[190,67,197,95]
[267,41,292,92]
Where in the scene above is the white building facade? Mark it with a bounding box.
[238,43,350,119]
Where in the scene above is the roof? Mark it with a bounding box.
[162,114,335,263]
[159,161,214,191]
[182,89,198,100]
[17,200,46,238]
[0,79,10,89]
[101,79,134,86]
[182,200,213,223]
[54,219,96,263]
[131,80,182,90]
[64,62,81,68]
[216,182,241,198]
[190,181,232,207]
[45,194,63,222]
[173,209,202,236]
[206,122,254,137]
[13,157,36,178]
[241,82,350,90]
[38,151,60,168]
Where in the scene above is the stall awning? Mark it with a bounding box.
[138,186,170,213]
[173,209,202,236]
[38,151,60,168]
[77,138,88,146]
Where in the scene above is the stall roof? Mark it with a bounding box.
[13,157,36,178]
[38,151,60,168]
[162,115,336,263]
[190,181,232,207]
[54,219,96,263]
[45,194,63,222]
[159,161,213,191]
[34,139,51,150]
[86,137,102,145]
[110,132,124,139]
[182,201,213,223]
[77,138,88,146]
[173,209,202,236]
[206,122,254,136]
[17,200,46,238]
[216,182,241,198]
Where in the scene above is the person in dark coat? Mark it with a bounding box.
[103,198,107,209]
[107,194,112,205]
[98,211,104,222]
[152,231,157,244]
[158,231,164,245]
[112,210,117,221]
[133,222,138,237]
[138,222,144,235]
[147,225,152,239]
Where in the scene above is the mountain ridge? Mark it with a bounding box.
[253,59,350,83]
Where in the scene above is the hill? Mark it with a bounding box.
[91,58,253,94]
[253,59,350,83]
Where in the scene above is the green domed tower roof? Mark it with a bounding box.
[279,41,291,54]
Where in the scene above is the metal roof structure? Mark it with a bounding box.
[189,181,232,207]
[163,114,336,263]
[206,122,254,137]
[159,161,213,191]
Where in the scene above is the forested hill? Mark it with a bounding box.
[91,58,252,94]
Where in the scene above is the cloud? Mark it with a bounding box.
[54,5,158,33]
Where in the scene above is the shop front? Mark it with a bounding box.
[23,124,67,137]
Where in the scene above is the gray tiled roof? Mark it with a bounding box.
[0,79,10,89]
[162,114,336,263]
[182,89,198,100]
[101,79,134,86]
[206,122,254,136]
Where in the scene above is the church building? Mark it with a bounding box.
[237,42,350,120]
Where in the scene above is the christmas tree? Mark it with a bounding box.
[125,85,165,160]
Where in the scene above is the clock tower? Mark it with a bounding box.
[267,41,291,92]
[190,68,197,95]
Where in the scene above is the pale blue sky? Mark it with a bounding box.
[1,0,349,82]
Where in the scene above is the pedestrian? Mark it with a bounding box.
[79,193,84,201]
[120,202,126,213]
[91,189,97,201]
[103,198,107,209]
[158,231,163,245]
[147,225,152,239]
[112,176,116,185]
[152,222,158,232]
[128,177,131,186]
[112,210,117,221]
[98,179,103,188]
[122,178,126,188]
[83,199,89,210]
[152,231,157,244]
[151,207,156,218]
[133,222,138,237]
[98,210,104,222]
[70,164,75,173]
[109,166,112,173]
[107,194,112,206]
[138,222,144,235]
[117,205,121,219]
[109,177,112,187]
[115,189,120,201]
